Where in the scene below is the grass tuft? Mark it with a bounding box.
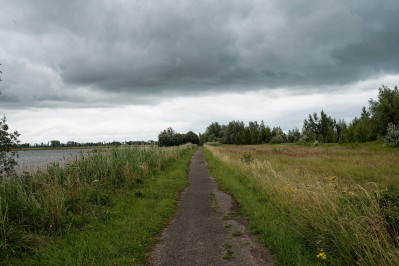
[231,231,243,237]
[224,223,232,229]
[222,243,234,260]
[210,192,218,212]
[222,215,230,220]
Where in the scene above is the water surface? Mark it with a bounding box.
[14,149,91,174]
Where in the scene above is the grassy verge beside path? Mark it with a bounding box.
[203,147,315,265]
[204,144,399,265]
[3,145,196,265]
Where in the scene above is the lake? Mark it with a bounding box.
[13,149,92,174]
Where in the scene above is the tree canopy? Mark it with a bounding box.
[0,116,20,178]
[158,128,199,146]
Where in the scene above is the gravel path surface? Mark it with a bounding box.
[151,147,274,265]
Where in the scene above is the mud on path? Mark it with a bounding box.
[150,148,274,265]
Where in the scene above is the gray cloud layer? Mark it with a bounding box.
[1,0,398,108]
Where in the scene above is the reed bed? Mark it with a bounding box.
[205,144,399,265]
[0,144,194,258]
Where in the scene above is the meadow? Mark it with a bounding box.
[204,143,399,265]
[1,144,196,264]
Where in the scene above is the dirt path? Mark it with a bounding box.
[151,148,274,265]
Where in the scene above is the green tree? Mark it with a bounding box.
[259,122,272,143]
[248,121,260,144]
[158,127,176,147]
[287,128,301,143]
[319,110,338,142]
[271,127,285,139]
[303,110,338,143]
[369,85,399,136]
[302,112,319,142]
[158,128,199,146]
[205,122,223,142]
[347,107,376,143]
[184,131,200,145]
[199,133,207,145]
[270,126,287,143]
[224,121,245,144]
[50,140,61,147]
[0,116,20,178]
[243,127,251,144]
[337,120,349,143]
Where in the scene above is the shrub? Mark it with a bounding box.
[0,116,20,178]
[312,140,320,146]
[270,135,284,144]
[384,123,399,147]
[241,152,254,164]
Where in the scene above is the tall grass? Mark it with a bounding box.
[0,144,194,259]
[205,144,399,265]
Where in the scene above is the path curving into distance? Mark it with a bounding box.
[151,147,274,265]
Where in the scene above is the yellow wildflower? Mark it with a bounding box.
[281,184,295,193]
[329,176,337,182]
[316,249,327,260]
[295,168,304,175]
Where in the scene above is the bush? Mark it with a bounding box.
[270,135,284,144]
[0,116,20,178]
[384,123,399,147]
[312,140,320,146]
[241,152,254,164]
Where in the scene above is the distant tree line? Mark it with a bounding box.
[199,86,399,146]
[199,120,292,145]
[18,140,156,148]
[158,127,200,146]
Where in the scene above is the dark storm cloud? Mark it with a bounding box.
[0,0,398,108]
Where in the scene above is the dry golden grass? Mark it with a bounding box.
[218,143,399,187]
[206,143,399,264]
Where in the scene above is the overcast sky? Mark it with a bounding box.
[1,0,398,144]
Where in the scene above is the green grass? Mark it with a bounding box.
[222,243,234,260]
[210,192,218,212]
[204,144,399,265]
[223,243,232,249]
[1,145,196,264]
[204,146,329,265]
[231,231,243,237]
[221,215,230,220]
[13,147,196,265]
[224,223,232,228]
[222,249,234,260]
